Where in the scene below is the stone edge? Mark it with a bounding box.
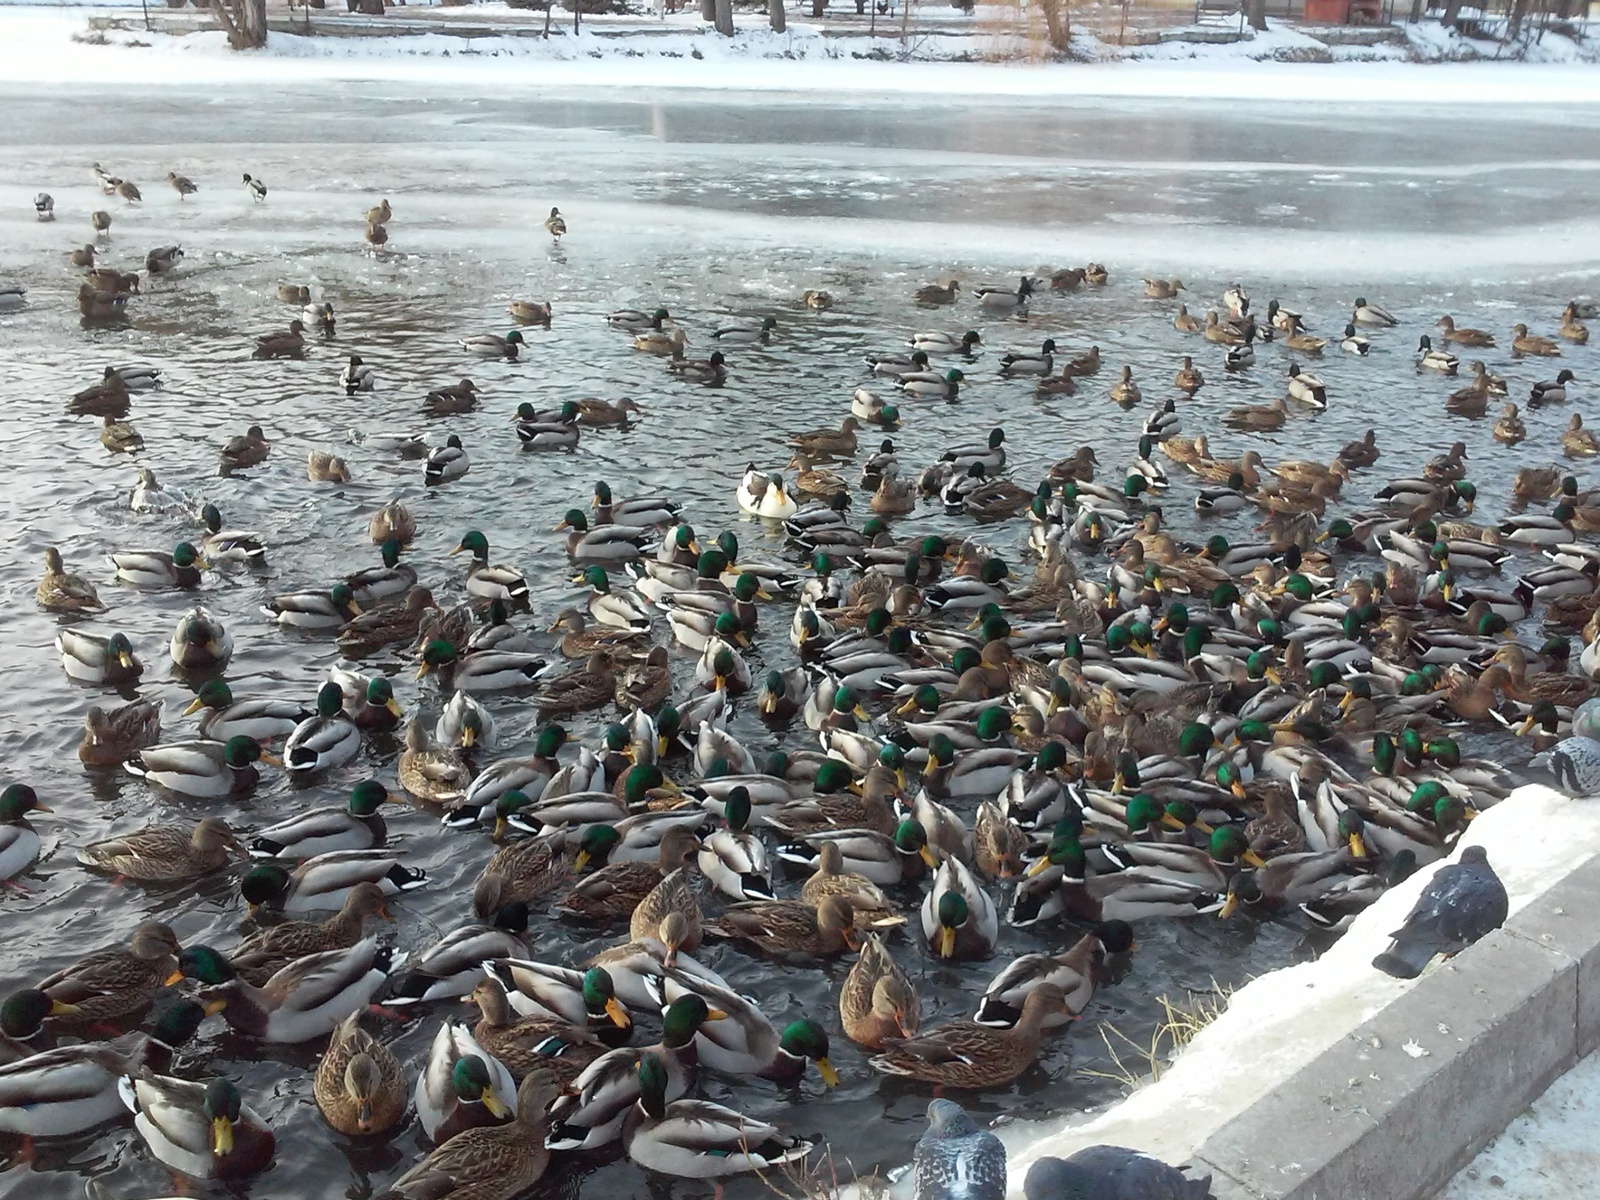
[1190,855,1600,1200]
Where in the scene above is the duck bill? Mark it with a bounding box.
[921,758,938,779]
[258,750,282,767]
[481,1088,511,1119]
[573,850,592,873]
[1349,833,1368,858]
[1515,715,1537,736]
[47,999,81,1017]
[202,997,229,1017]
[1242,849,1267,869]
[181,696,205,716]
[815,1057,840,1088]
[385,699,404,719]
[852,704,870,721]
[119,652,136,669]
[605,998,630,1028]
[211,1115,234,1157]
[938,927,956,958]
[492,817,508,841]
[1230,782,1248,801]
[1024,855,1051,878]
[919,846,940,870]
[1218,893,1240,920]
[164,968,186,987]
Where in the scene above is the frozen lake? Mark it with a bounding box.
[0,79,1597,1200]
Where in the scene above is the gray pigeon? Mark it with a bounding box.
[1372,844,1508,979]
[913,1099,1006,1200]
[1024,1147,1212,1200]
[1543,734,1600,797]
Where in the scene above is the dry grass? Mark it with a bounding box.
[753,1144,886,1200]
[1079,978,1239,1090]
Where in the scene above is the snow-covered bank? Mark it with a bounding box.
[986,784,1600,1195]
[4,7,1600,100]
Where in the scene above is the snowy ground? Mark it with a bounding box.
[3,5,1600,97]
[1436,1049,1600,1200]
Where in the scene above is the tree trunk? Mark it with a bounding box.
[212,0,267,47]
[1038,0,1068,50]
[714,0,733,32]
[1246,0,1266,31]
[700,0,715,18]
[811,0,824,16]
[1506,0,1527,39]
[1440,0,1462,26]
[769,0,786,29]
[1407,0,1423,22]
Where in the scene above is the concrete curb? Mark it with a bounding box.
[1188,856,1600,1200]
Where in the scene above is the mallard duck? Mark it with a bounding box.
[1352,296,1397,326]
[240,850,424,917]
[610,306,671,331]
[250,780,393,860]
[921,856,998,960]
[556,509,652,562]
[634,326,690,355]
[1282,320,1326,354]
[126,736,270,798]
[535,652,617,716]
[974,922,1133,1028]
[576,397,646,427]
[169,606,232,671]
[1532,369,1577,406]
[77,282,127,319]
[176,939,398,1044]
[711,315,778,345]
[870,985,1067,1088]
[263,583,362,630]
[389,1067,560,1200]
[365,223,384,248]
[1224,332,1256,370]
[56,628,141,686]
[483,961,633,1047]
[1225,396,1288,431]
[409,1018,517,1143]
[622,1054,814,1179]
[33,921,180,1020]
[1512,322,1561,357]
[308,450,351,482]
[0,784,47,884]
[425,435,470,485]
[1340,324,1371,355]
[695,788,772,901]
[507,298,552,326]
[668,349,727,385]
[284,683,361,776]
[0,995,201,1132]
[734,466,799,520]
[397,719,471,804]
[473,827,570,918]
[917,280,960,304]
[1286,364,1327,408]
[1107,366,1141,407]
[545,206,567,240]
[839,932,918,1050]
[78,816,238,883]
[434,689,496,752]
[1143,277,1184,299]
[467,976,603,1085]
[1173,304,1200,333]
[180,680,306,743]
[448,530,529,604]
[1203,311,1244,345]
[1493,403,1527,445]
[705,895,857,959]
[629,866,702,950]
[110,542,205,589]
[313,1010,406,1136]
[462,330,526,359]
[226,884,389,987]
[1563,413,1599,457]
[578,565,655,631]
[1436,315,1494,346]
[418,640,549,693]
[977,277,1034,312]
[1172,356,1203,393]
[99,412,143,452]
[1416,334,1458,373]
[119,1073,275,1180]
[1000,338,1058,377]
[78,699,161,767]
[36,546,102,613]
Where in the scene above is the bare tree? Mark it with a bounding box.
[701,0,715,19]
[1246,0,1267,31]
[1506,0,1528,38]
[211,0,267,46]
[714,0,733,31]
[1440,0,1463,25]
[769,0,786,29]
[1038,0,1069,51]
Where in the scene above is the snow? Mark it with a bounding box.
[985,784,1600,1196]
[4,7,1600,100]
[1437,1048,1600,1200]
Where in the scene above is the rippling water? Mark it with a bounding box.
[0,82,1597,1200]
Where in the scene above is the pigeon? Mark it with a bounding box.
[1024,1147,1212,1200]
[1371,844,1508,979]
[914,1100,1006,1200]
[1540,733,1600,797]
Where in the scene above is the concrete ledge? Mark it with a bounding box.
[1188,855,1600,1200]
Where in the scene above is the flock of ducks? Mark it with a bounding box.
[6,158,1600,1200]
